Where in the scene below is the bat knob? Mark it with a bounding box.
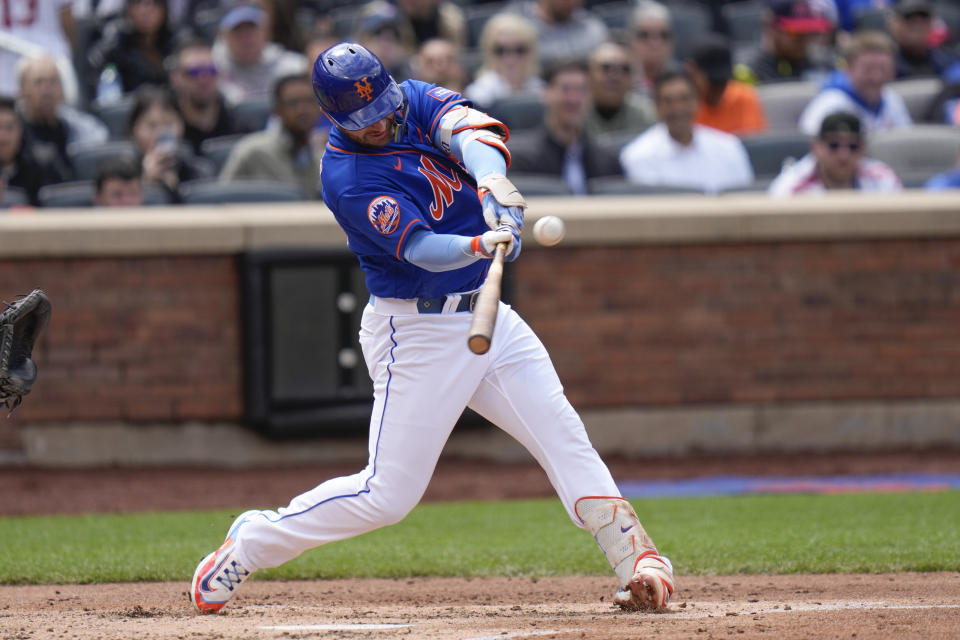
[468,334,491,355]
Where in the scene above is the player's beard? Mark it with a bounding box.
[342,116,396,148]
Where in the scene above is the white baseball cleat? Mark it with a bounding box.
[612,552,675,611]
[191,510,259,613]
[574,496,676,612]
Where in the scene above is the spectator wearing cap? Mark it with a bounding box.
[16,55,109,177]
[463,13,544,110]
[734,0,835,85]
[687,35,767,137]
[353,1,417,82]
[799,30,912,136]
[507,0,609,67]
[769,111,901,195]
[212,2,308,105]
[219,73,322,199]
[619,70,754,194]
[0,97,70,207]
[887,0,957,79]
[584,43,656,138]
[509,60,623,195]
[168,37,258,155]
[93,156,144,207]
[629,1,677,96]
[88,0,176,95]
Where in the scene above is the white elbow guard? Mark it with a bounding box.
[436,105,510,160]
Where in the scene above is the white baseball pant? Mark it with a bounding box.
[232,298,621,571]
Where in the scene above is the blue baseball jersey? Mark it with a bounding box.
[320,80,491,299]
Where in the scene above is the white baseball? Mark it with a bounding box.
[533,215,566,246]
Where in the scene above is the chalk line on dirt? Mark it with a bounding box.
[261,623,413,631]
[667,601,960,619]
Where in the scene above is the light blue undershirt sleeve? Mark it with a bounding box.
[402,228,479,272]
[401,131,508,271]
[454,130,507,181]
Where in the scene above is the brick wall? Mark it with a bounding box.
[514,239,960,407]
[0,256,242,426]
[2,237,960,436]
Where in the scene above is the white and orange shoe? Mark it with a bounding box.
[612,552,675,611]
[190,510,259,613]
[574,496,676,612]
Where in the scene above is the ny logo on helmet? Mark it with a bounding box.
[355,77,374,102]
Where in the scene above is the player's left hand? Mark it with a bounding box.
[478,174,526,232]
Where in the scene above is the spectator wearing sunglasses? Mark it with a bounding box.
[687,35,766,136]
[769,111,901,196]
[168,38,258,155]
[463,13,544,110]
[584,43,655,138]
[734,0,835,86]
[629,1,676,96]
[508,0,608,66]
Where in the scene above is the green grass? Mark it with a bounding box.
[1,492,957,584]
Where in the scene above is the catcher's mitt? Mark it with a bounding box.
[0,289,51,414]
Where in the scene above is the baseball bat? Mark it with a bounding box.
[467,242,506,355]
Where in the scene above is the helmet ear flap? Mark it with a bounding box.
[394,88,409,142]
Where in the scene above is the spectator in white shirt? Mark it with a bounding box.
[798,30,912,136]
[769,111,901,196]
[619,70,754,194]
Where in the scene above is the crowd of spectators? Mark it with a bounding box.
[3,0,960,210]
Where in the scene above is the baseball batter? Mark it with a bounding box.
[191,43,675,614]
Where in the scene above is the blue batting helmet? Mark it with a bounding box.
[311,42,405,130]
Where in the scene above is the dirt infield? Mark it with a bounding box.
[2,574,958,639]
[2,450,959,639]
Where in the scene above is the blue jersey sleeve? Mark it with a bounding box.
[332,185,428,262]
[401,80,470,149]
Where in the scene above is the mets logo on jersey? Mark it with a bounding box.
[355,77,374,102]
[368,196,401,234]
[418,156,462,220]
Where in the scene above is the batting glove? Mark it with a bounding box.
[478,174,526,232]
[467,225,521,261]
